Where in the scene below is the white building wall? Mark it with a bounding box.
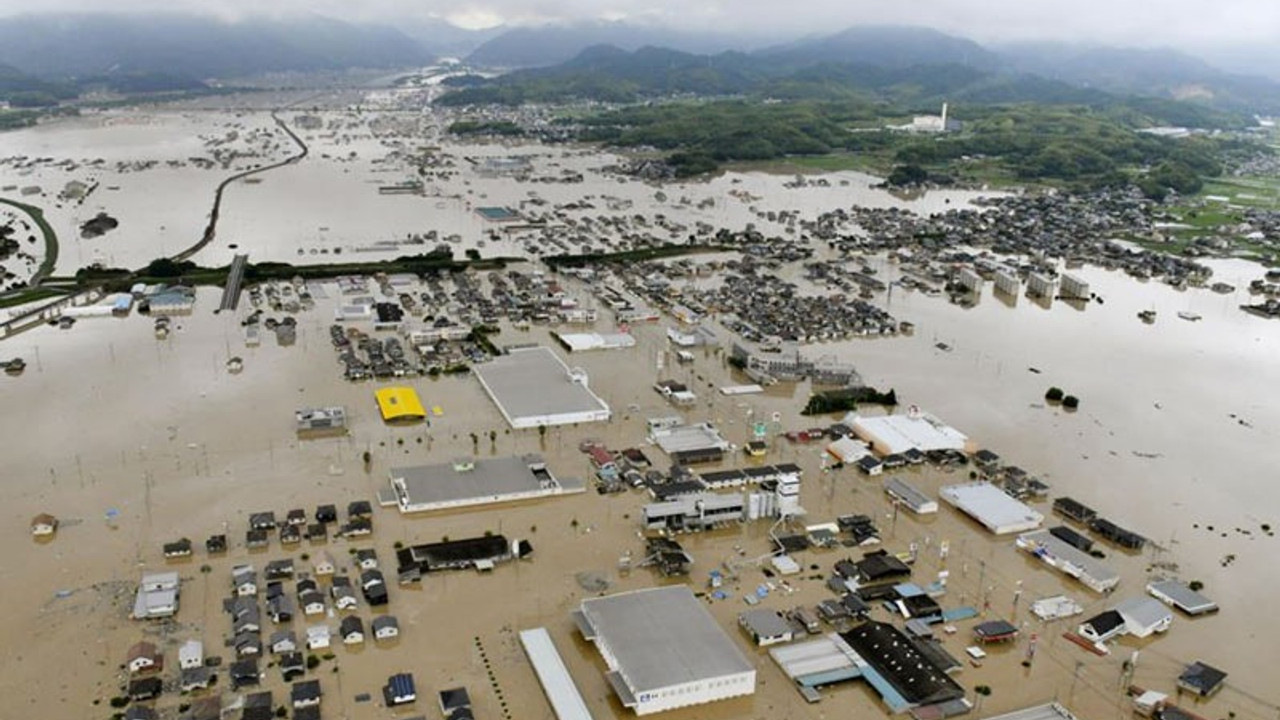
[633,671,756,715]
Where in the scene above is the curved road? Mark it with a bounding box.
[172,111,309,263]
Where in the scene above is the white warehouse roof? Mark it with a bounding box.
[940,482,1043,534]
[849,412,968,455]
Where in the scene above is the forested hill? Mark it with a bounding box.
[436,44,1255,130]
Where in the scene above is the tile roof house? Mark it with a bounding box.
[340,615,365,645]
[372,615,399,640]
[126,641,162,674]
[292,679,322,708]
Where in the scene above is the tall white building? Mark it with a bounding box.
[573,586,755,715]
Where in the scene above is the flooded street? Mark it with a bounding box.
[2,105,1278,720]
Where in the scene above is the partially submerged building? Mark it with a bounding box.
[939,482,1043,535]
[649,423,730,465]
[396,534,532,581]
[573,586,755,715]
[474,346,611,428]
[132,571,180,619]
[848,412,970,456]
[1017,530,1119,593]
[386,454,584,514]
[1146,579,1218,616]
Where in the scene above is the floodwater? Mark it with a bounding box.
[1,106,1279,720]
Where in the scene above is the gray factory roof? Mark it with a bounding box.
[473,347,611,428]
[1147,579,1218,615]
[650,423,730,455]
[389,455,583,511]
[575,585,752,693]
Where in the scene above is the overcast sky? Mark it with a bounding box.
[0,0,1275,51]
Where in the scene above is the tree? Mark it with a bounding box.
[1045,387,1065,403]
[886,164,928,187]
[1062,395,1080,410]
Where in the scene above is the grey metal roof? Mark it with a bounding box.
[390,454,582,509]
[1113,596,1171,629]
[740,608,793,639]
[1147,580,1217,614]
[940,482,1043,534]
[473,347,610,425]
[578,585,753,694]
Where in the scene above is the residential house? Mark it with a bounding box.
[126,641,162,674]
[286,508,307,526]
[127,676,162,701]
[280,524,302,545]
[178,639,203,670]
[355,548,379,570]
[306,625,331,650]
[264,559,295,581]
[249,512,277,530]
[372,615,399,641]
[279,652,306,682]
[292,679,322,708]
[267,594,294,624]
[234,630,262,657]
[439,687,472,716]
[270,629,298,655]
[738,609,795,647]
[313,552,336,576]
[1078,610,1128,644]
[205,534,227,554]
[342,517,373,538]
[232,605,262,635]
[306,523,328,542]
[1115,596,1173,638]
[180,666,214,692]
[1178,661,1227,697]
[132,571,180,619]
[384,672,417,706]
[242,691,274,720]
[315,504,338,523]
[332,582,359,612]
[299,589,326,617]
[361,569,388,606]
[30,513,58,537]
[348,500,373,519]
[163,537,193,558]
[294,707,321,720]
[231,565,258,596]
[245,528,269,549]
[230,658,260,689]
[340,615,365,645]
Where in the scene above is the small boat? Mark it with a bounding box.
[226,356,244,374]
[1137,310,1157,324]
[1177,311,1202,322]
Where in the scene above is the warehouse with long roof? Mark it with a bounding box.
[572,585,755,715]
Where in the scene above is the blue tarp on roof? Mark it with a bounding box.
[941,606,979,622]
[861,665,911,713]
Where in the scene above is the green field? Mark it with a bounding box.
[1198,176,1280,209]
